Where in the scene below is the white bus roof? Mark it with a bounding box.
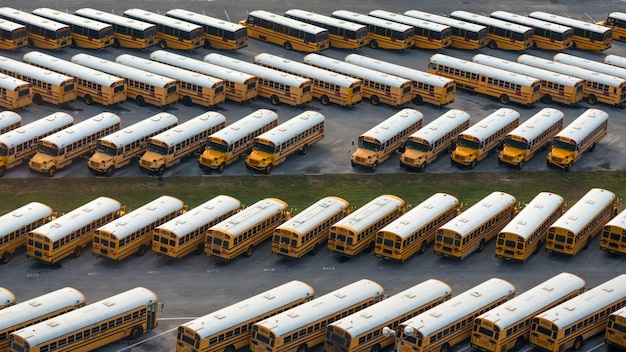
[150,50,255,84]
[554,53,626,81]
[401,278,515,338]
[0,73,28,90]
[246,10,327,35]
[31,197,122,243]
[0,18,25,31]
[166,9,245,32]
[472,54,583,87]
[115,54,223,87]
[96,196,184,240]
[345,53,454,88]
[332,10,413,33]
[0,202,54,237]
[554,108,609,145]
[369,10,450,32]
[439,192,516,237]
[23,51,125,88]
[204,53,310,87]
[379,193,459,240]
[11,287,157,346]
[529,11,611,35]
[276,196,349,235]
[209,198,287,237]
[490,11,572,33]
[303,53,411,88]
[611,308,626,320]
[256,111,324,147]
[156,195,241,239]
[535,274,626,329]
[499,192,565,240]
[254,279,383,338]
[210,109,278,146]
[550,188,615,235]
[0,287,14,306]
[404,10,487,33]
[604,54,626,69]
[477,273,585,331]
[33,8,112,31]
[41,112,120,150]
[182,280,314,339]
[608,12,626,21]
[430,54,541,87]
[0,54,73,86]
[97,113,178,149]
[359,108,423,144]
[284,9,367,32]
[331,279,452,337]
[74,8,156,31]
[0,287,85,331]
[123,8,202,32]
[505,108,565,144]
[460,108,520,143]
[71,53,177,88]
[0,111,21,130]
[150,112,225,148]
[0,7,70,32]
[254,53,360,88]
[408,109,470,143]
[605,207,626,231]
[333,195,405,234]
[450,10,533,34]
[0,113,73,149]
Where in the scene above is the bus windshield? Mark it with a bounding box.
[552,140,577,152]
[95,143,117,156]
[147,143,170,155]
[503,138,528,150]
[12,28,27,39]
[358,139,382,152]
[405,140,430,152]
[456,138,479,150]
[253,142,276,154]
[37,144,60,156]
[207,141,229,153]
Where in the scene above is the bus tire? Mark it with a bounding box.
[106,166,115,177]
[371,161,378,172]
[71,39,77,48]
[182,96,193,106]
[1,251,11,264]
[300,144,309,155]
[584,237,591,249]
[33,94,43,105]
[587,94,598,105]
[469,161,476,170]
[245,245,254,257]
[136,244,147,256]
[224,346,235,352]
[84,94,93,105]
[369,40,379,49]
[130,325,143,340]
[204,40,212,49]
[488,40,498,49]
[195,243,205,255]
[514,336,525,351]
[28,38,34,48]
[157,165,166,176]
[270,95,280,105]
[283,41,293,50]
[370,95,380,106]
[541,95,553,104]
[159,40,168,49]
[573,337,583,350]
[265,164,272,174]
[499,94,510,105]
[309,243,319,256]
[478,239,485,252]
[517,161,524,170]
[419,241,427,254]
[413,95,423,105]
[441,343,450,352]
[217,163,225,173]
[48,166,57,177]
[113,39,121,48]
[365,241,375,253]
[320,94,330,105]
[0,166,5,178]
[370,344,382,352]
[297,344,308,352]
[72,246,82,258]
[589,142,596,152]
[136,95,146,107]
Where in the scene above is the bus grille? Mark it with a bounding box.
[452,154,465,162]
[30,162,42,168]
[402,156,416,164]
[141,159,152,167]
[247,159,261,166]
[502,155,514,161]
[354,156,367,163]
[550,156,564,163]
[89,160,100,168]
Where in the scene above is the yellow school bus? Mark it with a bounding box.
[601,208,626,255]
[74,8,157,49]
[0,111,21,135]
[529,11,612,50]
[491,11,573,50]
[0,73,31,110]
[404,10,487,49]
[598,12,626,41]
[450,10,534,50]
[0,202,56,264]
[124,8,204,50]
[167,9,248,50]
[284,9,368,49]
[369,10,452,49]
[32,7,113,49]
[606,308,626,350]
[0,7,71,50]
[331,10,414,50]
[0,18,27,50]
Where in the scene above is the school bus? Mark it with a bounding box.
[529,11,612,51]
[245,111,324,174]
[546,188,617,256]
[0,202,56,264]
[328,194,405,258]
[450,10,534,50]
[32,7,113,49]
[74,8,157,49]
[22,51,127,107]
[491,11,573,50]
[434,191,517,260]
[400,110,470,172]
[166,9,248,50]
[93,196,186,261]
[605,54,626,69]
[404,10,487,49]
[450,108,520,170]
[0,112,73,178]
[495,192,565,262]
[0,111,20,135]
[601,208,626,255]
[606,308,626,350]
[8,287,159,352]
[250,279,384,352]
[598,12,626,41]
[498,108,564,169]
[344,53,456,106]
[0,74,31,110]
[176,280,314,352]
[115,53,226,107]
[284,9,368,49]
[369,10,452,49]
[29,112,121,177]
[26,196,125,265]
[472,54,584,106]
[241,10,329,52]
[376,193,459,262]
[150,50,258,103]
[0,287,15,309]
[326,279,452,352]
[88,113,178,176]
[204,52,312,106]
[0,54,76,106]
[331,10,415,50]
[0,287,85,352]
[254,52,362,107]
[124,8,204,50]
[429,54,541,106]
[272,196,349,259]
[398,278,516,352]
[153,195,241,260]
[199,109,278,173]
[530,274,626,352]
[351,108,423,171]
[0,18,27,50]
[0,7,71,50]
[554,52,626,83]
[139,112,226,175]
[205,198,289,261]
[472,273,585,352]
[71,53,178,108]
[546,109,609,170]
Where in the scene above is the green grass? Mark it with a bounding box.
[2,170,626,213]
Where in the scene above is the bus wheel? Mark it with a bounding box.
[204,40,212,49]
[371,162,378,172]
[517,161,524,170]
[419,241,427,254]
[364,241,375,253]
[84,94,93,105]
[224,346,235,352]
[297,344,308,352]
[136,244,147,256]
[369,40,379,49]
[413,95,423,105]
[159,40,168,49]
[195,243,205,255]
[283,41,293,50]
[245,245,254,257]
[48,166,57,177]
[309,244,319,256]
[0,166,5,177]
[71,39,77,48]
[157,165,166,175]
[440,343,450,352]
[270,95,280,105]
[499,94,510,105]
[28,38,34,48]
[587,94,598,105]
[514,336,525,351]
[136,95,146,107]
[370,95,380,106]
[1,251,11,264]
[33,94,43,105]
[217,163,225,173]
[584,237,591,249]
[573,337,583,350]
[478,239,485,252]
[370,344,382,352]
[488,41,498,49]
[265,164,273,174]
[300,144,309,155]
[589,142,596,152]
[106,166,115,177]
[469,161,476,170]
[113,39,121,48]
[541,95,553,104]
[130,325,144,340]
[182,96,193,106]
[320,95,330,105]
[73,246,82,258]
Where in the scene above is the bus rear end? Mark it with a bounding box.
[529,318,558,352]
[606,310,626,350]
[600,211,626,255]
